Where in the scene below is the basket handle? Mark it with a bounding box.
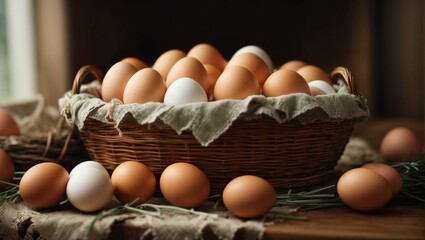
[71,65,104,95]
[330,66,357,96]
[51,65,104,163]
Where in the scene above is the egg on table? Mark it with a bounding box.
[0,109,20,136]
[222,175,276,218]
[0,149,15,191]
[160,162,210,208]
[19,162,69,209]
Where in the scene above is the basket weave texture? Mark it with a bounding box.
[62,65,369,193]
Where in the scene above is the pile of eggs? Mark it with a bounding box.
[101,44,336,105]
[1,155,275,218]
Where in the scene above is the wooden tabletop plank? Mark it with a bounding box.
[264,205,425,240]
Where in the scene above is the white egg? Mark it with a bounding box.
[308,80,336,95]
[66,167,113,212]
[69,161,109,178]
[164,77,208,105]
[232,45,273,72]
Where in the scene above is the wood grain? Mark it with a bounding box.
[264,205,425,240]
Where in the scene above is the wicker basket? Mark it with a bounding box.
[68,65,365,193]
[0,118,89,172]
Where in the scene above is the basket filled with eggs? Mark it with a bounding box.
[60,44,369,194]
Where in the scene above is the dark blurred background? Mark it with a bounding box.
[32,0,424,147]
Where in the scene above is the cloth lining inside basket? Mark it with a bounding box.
[59,79,369,146]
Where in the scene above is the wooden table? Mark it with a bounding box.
[265,205,425,240]
[107,204,425,240]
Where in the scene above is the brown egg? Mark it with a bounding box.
[213,66,260,100]
[0,109,19,136]
[187,43,226,71]
[111,161,156,205]
[166,57,210,94]
[121,57,148,70]
[226,53,271,87]
[19,162,69,209]
[279,60,306,71]
[102,62,138,102]
[262,69,310,97]
[123,68,166,104]
[222,175,276,218]
[152,49,186,80]
[380,127,423,162]
[203,64,222,98]
[0,149,15,191]
[362,163,402,197]
[297,65,332,85]
[160,162,210,208]
[337,168,392,211]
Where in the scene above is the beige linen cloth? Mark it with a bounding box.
[58,79,368,147]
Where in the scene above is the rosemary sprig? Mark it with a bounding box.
[0,180,21,203]
[390,160,425,203]
[84,199,219,238]
[276,184,344,210]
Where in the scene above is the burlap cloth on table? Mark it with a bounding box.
[59,79,369,146]
[0,198,289,240]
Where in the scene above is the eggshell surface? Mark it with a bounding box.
[0,149,15,190]
[262,69,310,97]
[0,109,19,136]
[102,62,138,102]
[123,68,166,104]
[222,175,276,218]
[380,127,423,162]
[187,43,226,71]
[164,77,208,105]
[152,49,186,80]
[362,163,402,196]
[226,53,271,87]
[67,167,113,212]
[166,57,210,94]
[19,162,69,209]
[337,168,392,211]
[160,162,210,208]
[111,161,156,205]
[213,66,260,100]
[69,160,109,178]
[297,65,332,85]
